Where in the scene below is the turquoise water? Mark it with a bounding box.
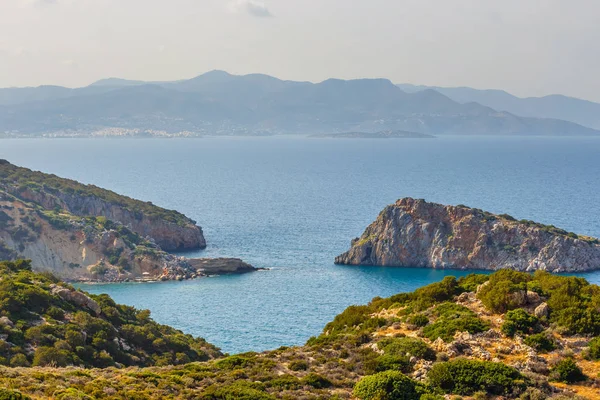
[1,136,599,353]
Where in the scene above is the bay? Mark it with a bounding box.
[1,136,599,353]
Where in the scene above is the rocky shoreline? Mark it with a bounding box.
[69,257,263,283]
[336,198,600,272]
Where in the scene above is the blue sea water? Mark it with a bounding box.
[1,136,599,354]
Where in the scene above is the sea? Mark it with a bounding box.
[1,135,599,354]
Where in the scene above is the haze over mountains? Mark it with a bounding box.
[398,84,600,131]
[1,70,598,137]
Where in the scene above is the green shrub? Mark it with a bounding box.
[367,354,412,374]
[457,274,489,293]
[53,388,93,400]
[353,370,421,400]
[288,359,308,371]
[586,337,600,359]
[0,389,31,400]
[406,314,429,327]
[378,337,436,361]
[523,333,556,353]
[422,304,489,342]
[201,381,275,400]
[410,277,459,310]
[32,346,72,367]
[550,358,586,383]
[427,358,526,396]
[477,270,531,313]
[9,353,30,367]
[501,309,539,337]
[302,373,332,389]
[45,306,65,320]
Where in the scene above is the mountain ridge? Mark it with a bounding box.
[397,83,600,130]
[1,71,598,137]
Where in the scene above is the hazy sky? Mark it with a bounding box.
[1,0,599,101]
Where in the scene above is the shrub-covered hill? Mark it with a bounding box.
[0,260,221,371]
[2,268,600,399]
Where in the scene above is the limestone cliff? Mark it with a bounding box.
[0,160,205,251]
[0,193,196,281]
[335,198,600,272]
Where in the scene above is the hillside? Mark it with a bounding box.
[1,266,599,399]
[1,71,598,137]
[397,83,600,130]
[336,198,600,272]
[0,260,220,373]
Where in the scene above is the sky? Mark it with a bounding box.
[1,0,599,101]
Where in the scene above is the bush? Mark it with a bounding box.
[353,371,421,400]
[477,270,531,313]
[457,274,489,293]
[550,358,586,383]
[302,373,332,389]
[367,354,412,374]
[410,277,459,310]
[406,314,429,327]
[32,346,72,367]
[201,381,275,400]
[427,358,526,396]
[501,309,539,337]
[378,337,436,361]
[9,353,30,367]
[422,304,489,342]
[288,359,308,371]
[0,389,31,400]
[45,306,65,320]
[587,336,600,360]
[523,333,556,353]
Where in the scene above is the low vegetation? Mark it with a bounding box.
[0,263,599,398]
[0,260,220,370]
[0,161,193,226]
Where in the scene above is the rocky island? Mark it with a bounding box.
[0,160,258,281]
[336,198,600,272]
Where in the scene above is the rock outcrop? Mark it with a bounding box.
[335,198,600,272]
[187,258,260,275]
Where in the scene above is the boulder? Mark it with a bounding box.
[0,316,14,328]
[51,285,101,316]
[534,302,549,319]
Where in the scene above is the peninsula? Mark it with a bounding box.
[336,198,600,272]
[0,160,258,281]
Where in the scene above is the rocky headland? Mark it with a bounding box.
[336,198,600,272]
[0,160,258,282]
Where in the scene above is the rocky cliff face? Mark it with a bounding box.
[0,195,198,281]
[0,161,205,251]
[335,198,600,272]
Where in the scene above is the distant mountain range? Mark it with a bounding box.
[397,84,600,130]
[1,70,598,137]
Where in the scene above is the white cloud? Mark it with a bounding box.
[228,0,272,18]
